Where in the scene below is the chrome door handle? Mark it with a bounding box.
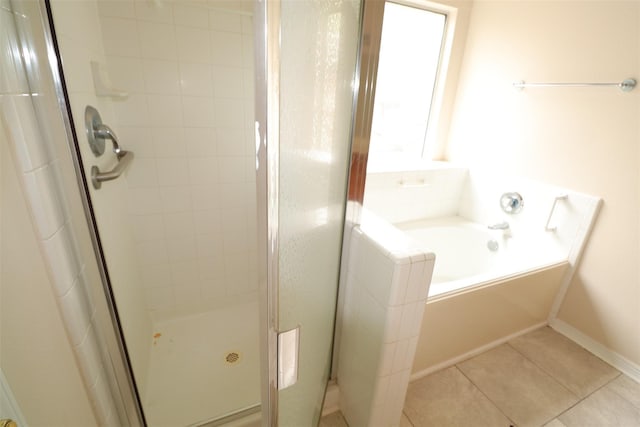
[91,150,134,189]
[85,105,122,157]
[84,105,134,189]
[93,123,121,155]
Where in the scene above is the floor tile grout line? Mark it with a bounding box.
[401,410,415,427]
[506,328,622,393]
[457,341,593,426]
[544,371,625,425]
[505,335,626,401]
[453,364,518,427]
[460,334,636,427]
[505,329,640,417]
[396,327,638,427]
[603,374,640,413]
[504,340,582,401]
[502,341,590,424]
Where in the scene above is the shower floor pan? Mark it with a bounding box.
[143,300,261,426]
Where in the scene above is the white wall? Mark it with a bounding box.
[95,0,257,316]
[0,0,140,422]
[446,1,640,367]
[1,112,97,427]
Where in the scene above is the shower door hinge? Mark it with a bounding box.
[277,326,300,390]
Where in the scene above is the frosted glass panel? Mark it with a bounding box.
[278,0,362,424]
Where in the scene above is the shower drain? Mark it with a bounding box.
[225,351,241,365]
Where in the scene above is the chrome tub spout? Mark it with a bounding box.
[488,221,509,230]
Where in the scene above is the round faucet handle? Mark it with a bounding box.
[500,192,524,214]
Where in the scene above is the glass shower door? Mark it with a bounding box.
[47,0,261,425]
[276,0,362,425]
[42,0,363,424]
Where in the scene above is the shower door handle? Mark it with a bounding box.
[277,326,300,390]
[84,105,134,189]
[91,150,134,189]
[93,123,122,155]
[85,105,123,157]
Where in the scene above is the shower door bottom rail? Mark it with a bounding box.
[191,403,261,427]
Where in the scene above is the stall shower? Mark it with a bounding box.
[1,0,362,425]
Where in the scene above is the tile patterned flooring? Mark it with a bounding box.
[322,326,640,426]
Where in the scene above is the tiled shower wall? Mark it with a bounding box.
[96,0,257,313]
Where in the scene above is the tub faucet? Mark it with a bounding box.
[488,221,510,230]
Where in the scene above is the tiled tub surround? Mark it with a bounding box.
[338,211,435,427]
[363,164,603,379]
[363,161,467,225]
[96,0,257,315]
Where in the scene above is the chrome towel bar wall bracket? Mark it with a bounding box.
[545,194,568,232]
[513,78,636,92]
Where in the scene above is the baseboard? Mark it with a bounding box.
[322,382,340,416]
[410,321,547,382]
[550,319,640,383]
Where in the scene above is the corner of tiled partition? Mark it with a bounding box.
[372,251,434,427]
[339,228,387,426]
[339,223,435,427]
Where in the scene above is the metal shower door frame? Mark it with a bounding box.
[36,0,282,425]
[255,0,281,425]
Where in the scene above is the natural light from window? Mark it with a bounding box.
[369,2,446,160]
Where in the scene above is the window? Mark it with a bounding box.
[369,2,448,160]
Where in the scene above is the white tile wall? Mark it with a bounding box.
[457,169,601,258]
[21,163,67,239]
[97,1,257,314]
[338,217,435,427]
[1,95,53,172]
[363,164,468,224]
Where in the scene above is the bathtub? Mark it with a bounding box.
[362,167,602,377]
[395,216,575,377]
[395,216,567,299]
